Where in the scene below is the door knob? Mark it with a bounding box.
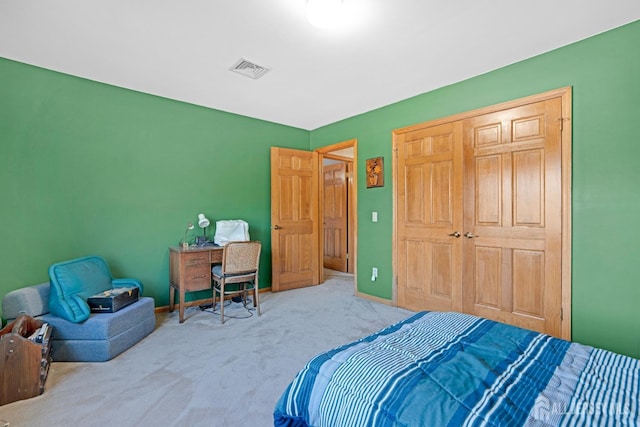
[448,231,461,238]
[464,232,478,239]
[273,225,282,230]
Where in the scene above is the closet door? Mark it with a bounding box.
[462,97,563,336]
[396,121,464,312]
[394,89,570,338]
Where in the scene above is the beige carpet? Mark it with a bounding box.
[0,270,412,427]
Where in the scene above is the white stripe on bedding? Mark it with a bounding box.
[462,333,548,427]
[318,312,480,427]
[560,347,640,426]
[527,342,591,426]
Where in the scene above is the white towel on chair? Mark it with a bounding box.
[213,220,250,246]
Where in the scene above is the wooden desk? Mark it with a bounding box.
[169,245,223,323]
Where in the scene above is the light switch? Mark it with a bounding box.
[372,211,378,222]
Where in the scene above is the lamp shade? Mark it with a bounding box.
[198,214,210,228]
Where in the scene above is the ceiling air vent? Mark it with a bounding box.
[230,58,271,79]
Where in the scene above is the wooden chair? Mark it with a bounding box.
[211,241,261,324]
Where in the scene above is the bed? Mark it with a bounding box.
[274,311,639,426]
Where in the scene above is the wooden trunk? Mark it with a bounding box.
[0,326,52,406]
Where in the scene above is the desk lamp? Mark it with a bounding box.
[197,213,210,245]
[180,222,194,248]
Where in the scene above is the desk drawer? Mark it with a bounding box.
[210,249,222,263]
[182,252,210,266]
[183,265,211,291]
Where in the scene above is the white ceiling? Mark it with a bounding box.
[1,1,638,130]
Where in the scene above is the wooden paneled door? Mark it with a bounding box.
[395,121,464,312]
[393,88,571,339]
[462,97,564,336]
[270,147,320,291]
[323,162,348,272]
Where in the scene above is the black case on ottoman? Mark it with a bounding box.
[87,287,139,313]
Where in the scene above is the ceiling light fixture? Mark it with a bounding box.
[306,0,344,29]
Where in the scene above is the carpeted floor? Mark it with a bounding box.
[0,270,412,427]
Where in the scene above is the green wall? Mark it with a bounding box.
[2,20,639,359]
[310,20,640,358]
[0,58,309,308]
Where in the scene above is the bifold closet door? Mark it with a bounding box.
[396,121,464,312]
[461,97,563,337]
[394,91,568,338]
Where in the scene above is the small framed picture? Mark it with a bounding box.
[366,157,384,188]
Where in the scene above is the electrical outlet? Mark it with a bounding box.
[371,267,378,281]
[372,211,378,222]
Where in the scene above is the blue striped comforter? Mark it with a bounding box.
[274,311,640,426]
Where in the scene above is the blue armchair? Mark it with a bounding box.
[48,256,143,323]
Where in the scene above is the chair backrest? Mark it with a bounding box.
[222,241,261,275]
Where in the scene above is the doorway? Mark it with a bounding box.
[316,140,357,286]
[270,140,357,292]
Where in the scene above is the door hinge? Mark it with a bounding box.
[558,117,570,131]
[346,252,349,260]
[560,307,564,321]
